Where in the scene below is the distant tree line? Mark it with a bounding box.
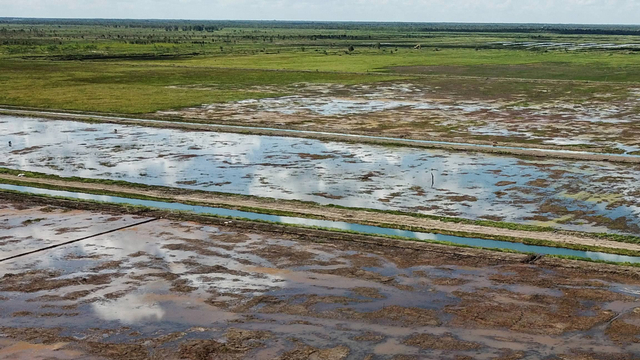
[2,18,638,35]
[163,25,220,32]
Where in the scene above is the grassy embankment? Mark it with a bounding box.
[1,168,640,257]
[2,183,640,265]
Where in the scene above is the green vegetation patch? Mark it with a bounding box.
[1,20,640,116]
[0,59,400,113]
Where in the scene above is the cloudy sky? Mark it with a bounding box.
[1,0,639,24]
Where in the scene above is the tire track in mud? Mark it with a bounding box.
[0,218,157,263]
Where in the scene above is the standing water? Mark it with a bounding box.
[2,116,640,234]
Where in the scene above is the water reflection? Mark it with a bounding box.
[0,205,142,259]
[234,96,463,116]
[1,207,640,358]
[92,294,166,324]
[2,116,640,234]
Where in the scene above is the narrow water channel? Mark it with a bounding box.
[1,183,638,264]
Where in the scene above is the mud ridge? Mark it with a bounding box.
[2,174,639,253]
[1,190,640,278]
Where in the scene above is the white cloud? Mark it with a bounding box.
[92,293,166,324]
[0,0,638,24]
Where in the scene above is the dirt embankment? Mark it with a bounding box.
[3,186,640,284]
[2,174,640,254]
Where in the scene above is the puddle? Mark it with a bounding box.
[233,96,454,116]
[0,204,145,260]
[467,124,534,138]
[0,339,89,360]
[2,184,640,264]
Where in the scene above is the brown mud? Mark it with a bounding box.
[0,201,640,359]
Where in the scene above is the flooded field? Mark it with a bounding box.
[2,116,640,234]
[158,82,640,154]
[5,183,640,263]
[1,202,640,359]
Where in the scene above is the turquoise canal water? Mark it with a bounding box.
[1,183,638,264]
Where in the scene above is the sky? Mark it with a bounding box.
[1,0,639,25]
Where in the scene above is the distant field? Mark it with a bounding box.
[168,49,640,82]
[1,19,639,151]
[2,20,640,80]
[0,59,400,113]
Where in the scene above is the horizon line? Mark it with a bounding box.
[1,17,639,27]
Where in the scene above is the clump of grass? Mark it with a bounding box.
[21,218,45,226]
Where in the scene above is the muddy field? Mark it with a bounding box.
[1,201,640,359]
[2,116,640,234]
[157,81,640,154]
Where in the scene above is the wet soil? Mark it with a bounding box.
[0,202,145,260]
[1,202,640,359]
[154,81,640,155]
[403,333,482,351]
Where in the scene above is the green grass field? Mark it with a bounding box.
[1,20,639,114]
[0,60,402,113]
[164,48,640,82]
